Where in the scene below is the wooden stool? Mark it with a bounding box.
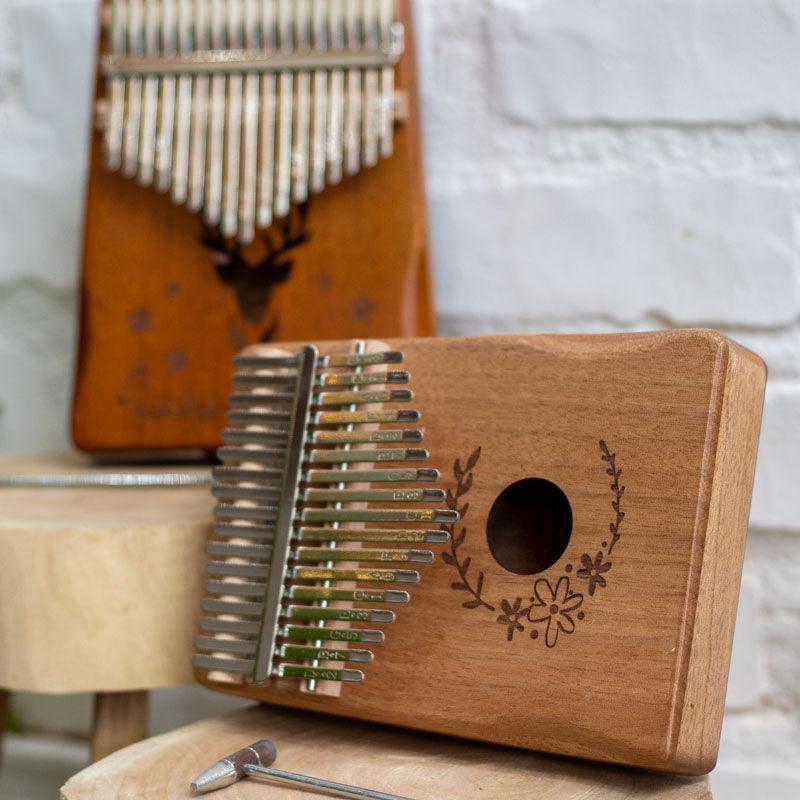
[0,452,212,761]
[61,704,712,799]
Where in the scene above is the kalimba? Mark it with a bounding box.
[73,0,432,453]
[194,330,766,775]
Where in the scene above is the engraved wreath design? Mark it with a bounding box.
[442,441,626,648]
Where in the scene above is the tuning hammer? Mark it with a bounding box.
[189,738,412,800]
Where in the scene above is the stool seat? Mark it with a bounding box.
[60,705,712,799]
[0,451,211,694]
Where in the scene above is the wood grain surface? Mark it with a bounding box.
[0,452,212,693]
[60,704,713,800]
[72,0,433,454]
[195,330,766,775]
[90,691,149,762]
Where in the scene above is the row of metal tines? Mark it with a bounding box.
[100,0,401,243]
[193,345,458,688]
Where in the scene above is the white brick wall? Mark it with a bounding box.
[2,1,799,797]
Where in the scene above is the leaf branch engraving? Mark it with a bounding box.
[440,447,494,611]
[599,439,625,554]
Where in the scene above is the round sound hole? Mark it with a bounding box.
[486,478,572,575]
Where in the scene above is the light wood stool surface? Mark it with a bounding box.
[0,451,212,759]
[61,704,712,799]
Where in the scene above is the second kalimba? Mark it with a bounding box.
[194,330,766,775]
[73,1,433,453]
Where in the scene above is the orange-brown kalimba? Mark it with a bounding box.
[73,0,432,454]
[193,330,766,775]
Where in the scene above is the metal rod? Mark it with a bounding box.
[242,763,413,800]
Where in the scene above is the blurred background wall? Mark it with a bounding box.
[1,1,799,798]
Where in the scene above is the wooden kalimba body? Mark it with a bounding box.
[193,330,766,775]
[73,0,432,454]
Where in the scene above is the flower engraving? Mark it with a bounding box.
[576,551,611,596]
[496,598,529,642]
[528,577,584,648]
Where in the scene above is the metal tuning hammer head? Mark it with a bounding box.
[193,342,458,692]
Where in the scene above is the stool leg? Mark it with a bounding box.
[0,689,9,768]
[90,690,149,763]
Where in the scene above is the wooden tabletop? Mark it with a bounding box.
[61,704,712,799]
[0,451,212,693]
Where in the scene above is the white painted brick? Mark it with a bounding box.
[490,0,800,124]
[750,385,800,533]
[725,576,761,711]
[431,177,800,327]
[0,0,96,289]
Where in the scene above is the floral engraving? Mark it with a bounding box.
[443,440,626,647]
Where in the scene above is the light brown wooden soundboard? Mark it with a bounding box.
[60,704,712,800]
[196,330,765,775]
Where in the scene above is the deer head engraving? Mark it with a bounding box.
[201,203,310,325]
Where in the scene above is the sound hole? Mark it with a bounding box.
[486,478,572,575]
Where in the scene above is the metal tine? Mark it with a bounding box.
[285,606,395,624]
[279,624,384,643]
[154,0,177,191]
[227,408,419,427]
[343,0,362,175]
[217,445,287,463]
[214,503,277,520]
[294,547,434,564]
[196,636,257,655]
[286,586,409,603]
[221,428,290,444]
[230,369,409,387]
[291,0,312,204]
[171,0,193,202]
[315,388,413,406]
[103,0,126,170]
[203,0,227,224]
[377,0,395,158]
[212,465,284,482]
[227,388,411,407]
[213,522,275,539]
[138,0,160,185]
[238,0,260,241]
[277,644,373,663]
[306,447,426,463]
[206,579,266,596]
[289,566,420,583]
[295,527,449,544]
[300,507,457,523]
[233,350,402,369]
[300,487,444,503]
[192,654,254,672]
[122,0,144,175]
[229,391,295,406]
[221,0,245,237]
[212,484,280,502]
[273,0,294,218]
[311,409,420,425]
[203,597,264,615]
[309,0,328,193]
[361,0,379,167]
[187,0,210,210]
[326,0,345,184]
[274,664,363,682]
[304,467,438,483]
[255,0,277,229]
[308,429,421,445]
[208,561,269,578]
[207,540,272,558]
[200,617,261,635]
[227,409,293,425]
